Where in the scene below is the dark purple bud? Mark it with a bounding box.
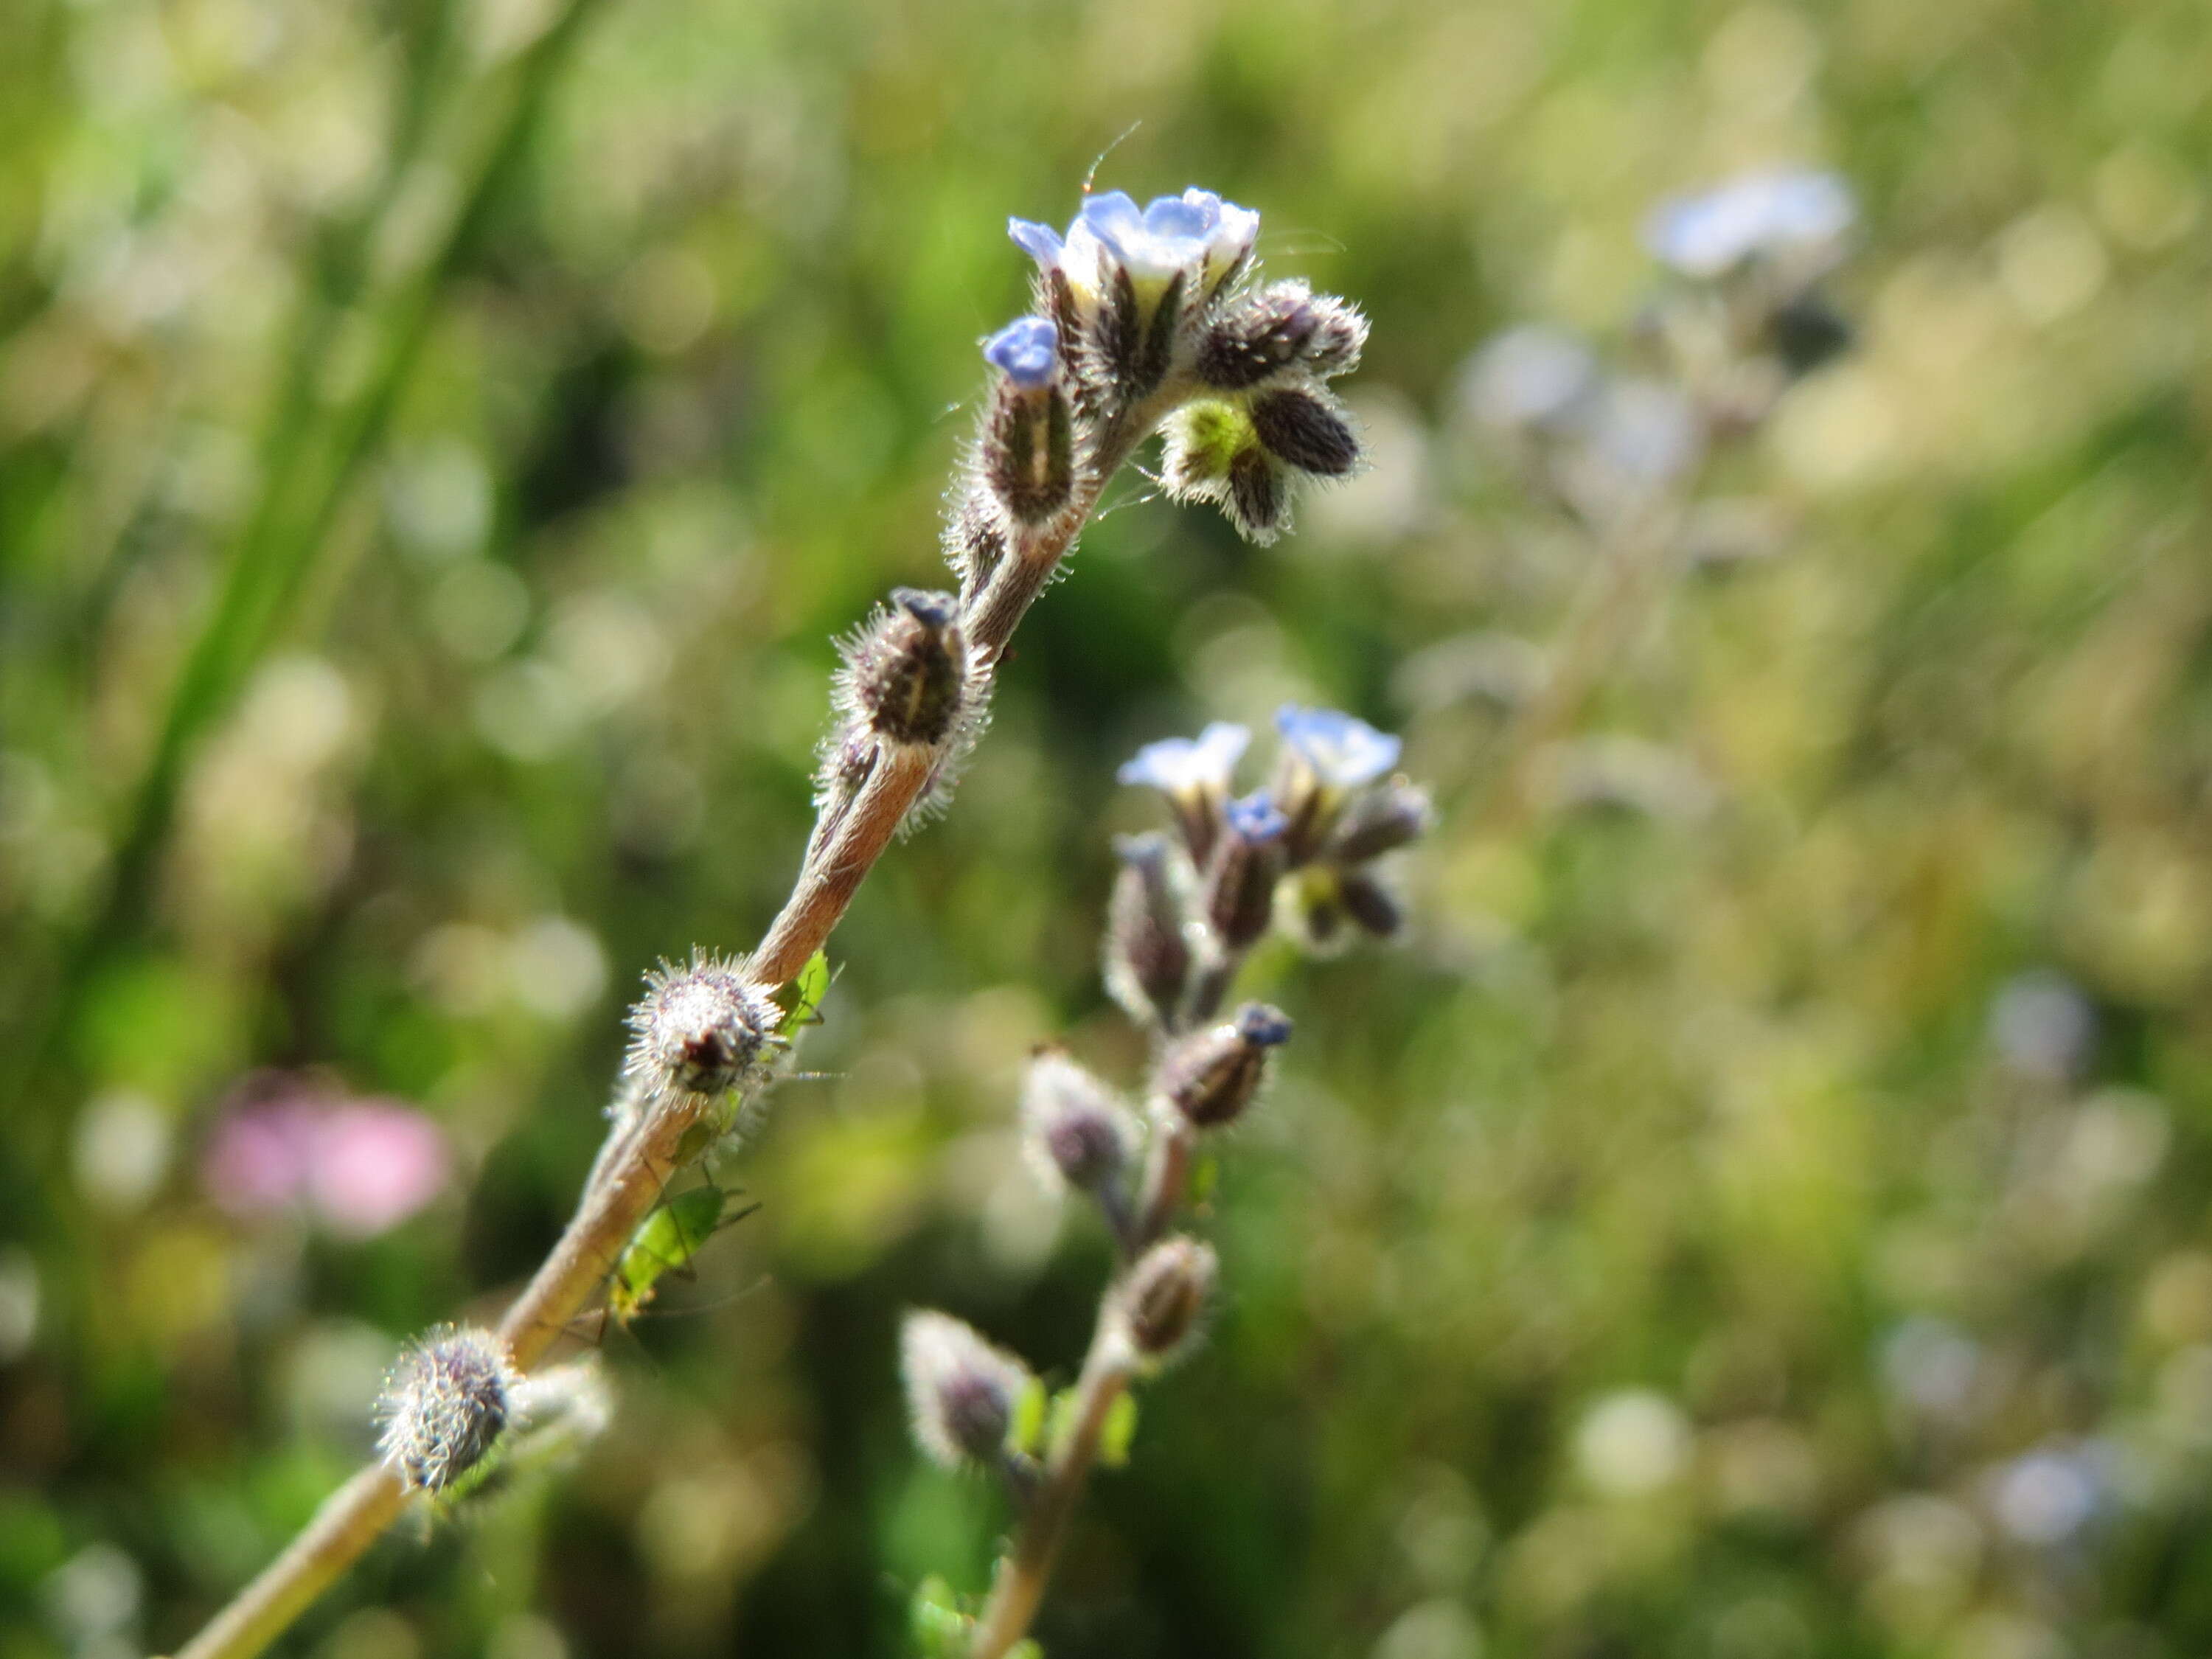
[900,1311,1033,1470]
[1769,291,1854,378]
[841,588,967,747]
[983,377,1075,525]
[1249,387,1360,477]
[1119,1236,1217,1365]
[1202,792,1287,949]
[1020,1051,1139,1194]
[1329,780,1435,864]
[1156,1000,1292,1129]
[1196,282,1368,389]
[1226,448,1287,543]
[1338,869,1404,939]
[1104,832,1194,1027]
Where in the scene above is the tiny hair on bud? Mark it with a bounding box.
[983,377,1076,525]
[900,1310,1034,1470]
[1103,832,1195,1027]
[1195,282,1367,390]
[1200,793,1288,950]
[1021,1051,1140,1194]
[1119,1235,1217,1366]
[1329,780,1435,865]
[1248,388,1360,477]
[377,1326,517,1494]
[838,588,968,748]
[625,952,784,1101]
[945,490,1010,601]
[1156,1001,1293,1129]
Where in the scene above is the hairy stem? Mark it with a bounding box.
[174,310,1169,1659]
[1133,1102,1194,1250]
[967,1315,1134,1659]
[174,1469,409,1659]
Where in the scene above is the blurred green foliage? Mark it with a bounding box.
[4,0,2212,1655]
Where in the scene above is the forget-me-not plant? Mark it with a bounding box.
[176,179,1378,1659]
[902,706,1430,1657]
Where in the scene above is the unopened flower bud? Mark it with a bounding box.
[945,491,1009,602]
[840,588,967,748]
[1226,448,1289,544]
[1021,1051,1138,1194]
[1768,291,1854,377]
[900,1310,1033,1470]
[1158,402,1293,546]
[1248,387,1360,477]
[1201,792,1288,950]
[625,953,784,1100]
[1119,1236,1217,1366]
[1195,282,1368,389]
[1338,869,1405,939]
[1277,865,1351,955]
[1329,779,1435,864]
[981,319,1075,524]
[1156,1001,1293,1129]
[378,1326,516,1494]
[1103,832,1194,1026]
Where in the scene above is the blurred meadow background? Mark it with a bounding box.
[5,0,2212,1655]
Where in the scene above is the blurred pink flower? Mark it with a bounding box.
[203,1080,450,1238]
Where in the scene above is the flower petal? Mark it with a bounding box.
[1275,706,1402,788]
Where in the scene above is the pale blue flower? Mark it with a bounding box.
[1223,790,1288,843]
[1460,325,1599,433]
[1644,168,1854,279]
[1081,190,1207,286]
[1178,187,1262,286]
[983,316,1058,388]
[1010,187,1261,302]
[1007,218,1064,265]
[1118,721,1250,795]
[1274,706,1400,790]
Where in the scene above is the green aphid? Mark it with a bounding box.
[608,1183,751,1325]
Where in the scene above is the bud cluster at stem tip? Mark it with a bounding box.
[1109,706,1431,1020]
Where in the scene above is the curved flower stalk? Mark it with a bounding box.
[175,184,1370,1659]
[901,710,1430,1658]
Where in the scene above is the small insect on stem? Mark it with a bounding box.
[604,1178,762,1328]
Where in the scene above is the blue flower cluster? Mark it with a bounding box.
[1461,164,1858,518]
[954,183,1368,563]
[1109,706,1430,1004]
[1011,188,1261,305]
